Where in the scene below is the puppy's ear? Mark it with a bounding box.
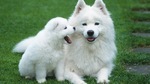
[44,18,59,31]
[92,0,110,15]
[73,0,86,16]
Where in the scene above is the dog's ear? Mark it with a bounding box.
[92,0,109,15]
[45,18,59,31]
[73,0,86,15]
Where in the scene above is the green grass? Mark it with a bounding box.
[0,0,150,84]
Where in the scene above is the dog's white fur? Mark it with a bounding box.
[15,17,75,83]
[56,0,117,84]
[12,36,34,53]
[12,0,116,84]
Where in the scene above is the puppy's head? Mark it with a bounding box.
[45,17,76,44]
[45,17,68,31]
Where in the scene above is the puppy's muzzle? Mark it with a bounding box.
[73,27,76,31]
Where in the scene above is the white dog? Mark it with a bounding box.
[13,17,75,83]
[56,0,117,84]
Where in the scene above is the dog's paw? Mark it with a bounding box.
[75,81,87,84]
[56,77,65,81]
[37,78,46,84]
[81,82,87,84]
[97,79,109,84]
[25,76,32,79]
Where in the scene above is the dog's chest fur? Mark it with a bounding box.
[66,40,106,75]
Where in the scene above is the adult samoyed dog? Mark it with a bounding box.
[13,17,75,83]
[56,0,117,84]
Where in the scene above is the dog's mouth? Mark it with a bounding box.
[86,37,96,42]
[64,36,72,44]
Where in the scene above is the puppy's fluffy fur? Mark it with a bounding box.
[15,17,75,83]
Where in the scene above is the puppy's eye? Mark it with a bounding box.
[64,27,67,29]
[95,22,99,25]
[82,23,87,26]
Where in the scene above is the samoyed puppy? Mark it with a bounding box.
[14,17,75,83]
[56,0,117,84]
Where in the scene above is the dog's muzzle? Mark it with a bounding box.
[87,30,94,36]
[64,36,72,44]
[86,30,96,42]
[64,27,76,44]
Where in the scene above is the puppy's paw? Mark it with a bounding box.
[37,78,46,84]
[76,81,87,84]
[80,82,87,84]
[97,79,109,84]
[56,77,65,81]
[25,76,32,79]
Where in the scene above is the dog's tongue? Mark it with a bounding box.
[87,37,95,42]
[64,36,72,44]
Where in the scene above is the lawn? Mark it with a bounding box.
[0,0,150,84]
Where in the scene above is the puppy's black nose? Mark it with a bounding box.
[87,30,94,36]
[73,27,76,31]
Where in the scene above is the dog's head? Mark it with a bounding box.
[69,0,114,43]
[45,17,76,44]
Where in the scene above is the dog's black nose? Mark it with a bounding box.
[87,30,94,36]
[73,27,76,31]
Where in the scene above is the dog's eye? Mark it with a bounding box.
[95,22,99,25]
[82,23,87,26]
[64,27,67,29]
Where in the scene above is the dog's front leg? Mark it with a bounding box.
[35,64,47,83]
[64,69,87,84]
[97,67,110,84]
[55,59,65,81]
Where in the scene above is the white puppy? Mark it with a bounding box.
[17,17,75,83]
